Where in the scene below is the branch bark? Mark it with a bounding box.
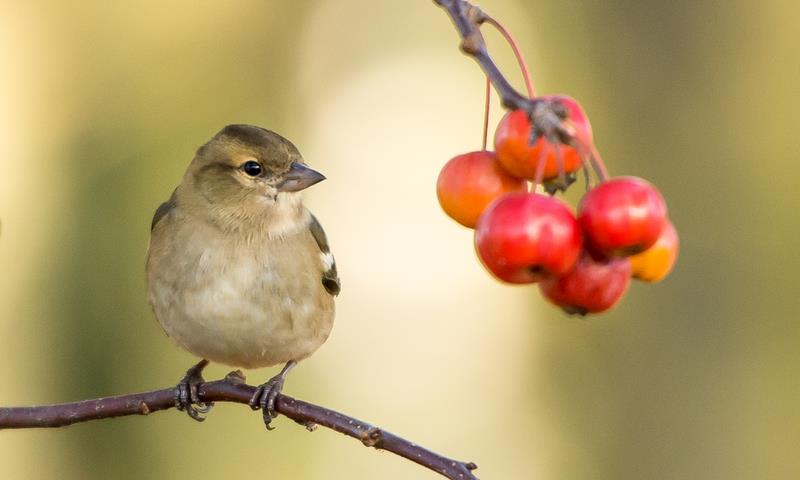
[0,4,572,480]
[434,0,535,111]
[434,0,575,147]
[0,374,478,480]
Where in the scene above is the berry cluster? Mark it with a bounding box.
[437,97,678,316]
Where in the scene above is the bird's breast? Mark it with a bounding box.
[147,225,335,369]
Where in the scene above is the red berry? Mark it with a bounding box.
[475,193,582,284]
[629,219,679,282]
[494,95,592,181]
[578,176,667,257]
[539,253,632,315]
[437,151,528,228]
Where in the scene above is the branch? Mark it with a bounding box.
[0,374,479,480]
[434,0,535,111]
[0,6,575,480]
[434,0,583,177]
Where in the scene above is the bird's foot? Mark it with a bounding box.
[174,359,214,422]
[249,360,297,430]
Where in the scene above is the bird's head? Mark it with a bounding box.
[179,125,325,232]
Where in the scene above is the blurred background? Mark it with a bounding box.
[1,0,799,478]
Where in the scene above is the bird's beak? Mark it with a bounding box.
[275,162,326,193]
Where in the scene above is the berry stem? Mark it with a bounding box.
[553,141,567,188]
[576,144,594,191]
[482,15,536,98]
[482,76,490,151]
[587,142,610,182]
[531,143,548,192]
[573,137,610,184]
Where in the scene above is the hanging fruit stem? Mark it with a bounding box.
[482,15,536,98]
[481,76,491,151]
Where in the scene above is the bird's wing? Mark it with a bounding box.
[151,190,177,231]
[308,214,341,296]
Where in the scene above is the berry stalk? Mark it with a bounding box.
[481,15,536,98]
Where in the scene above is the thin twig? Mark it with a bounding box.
[434,0,572,145]
[0,375,479,480]
[435,0,606,181]
[434,0,535,111]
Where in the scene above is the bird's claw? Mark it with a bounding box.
[249,374,286,430]
[174,359,213,422]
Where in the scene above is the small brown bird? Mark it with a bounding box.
[146,125,339,428]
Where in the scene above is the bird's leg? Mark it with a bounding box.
[249,360,297,430]
[174,359,213,422]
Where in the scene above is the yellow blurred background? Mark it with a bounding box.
[2,0,799,478]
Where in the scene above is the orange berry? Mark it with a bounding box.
[436,151,527,228]
[629,220,679,282]
[494,95,592,181]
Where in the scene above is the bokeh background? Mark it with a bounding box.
[2,0,799,478]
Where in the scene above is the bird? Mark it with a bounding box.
[146,124,339,428]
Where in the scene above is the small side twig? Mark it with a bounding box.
[0,376,478,480]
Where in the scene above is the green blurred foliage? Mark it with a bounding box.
[1,1,798,479]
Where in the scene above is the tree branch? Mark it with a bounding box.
[0,374,478,480]
[434,0,582,179]
[434,0,536,112]
[0,4,578,480]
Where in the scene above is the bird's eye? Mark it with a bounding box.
[241,160,263,177]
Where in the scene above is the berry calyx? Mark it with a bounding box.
[437,151,528,228]
[578,176,667,257]
[629,219,679,282]
[549,95,593,149]
[539,253,632,315]
[474,192,582,284]
[494,95,592,182]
